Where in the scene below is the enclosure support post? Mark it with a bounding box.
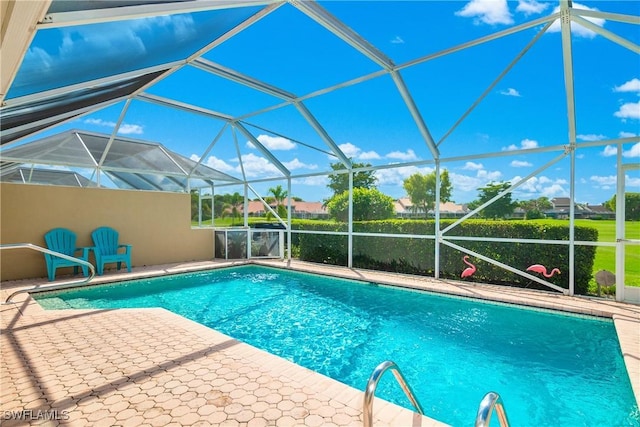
[287,178,292,261]
[615,148,625,301]
[560,0,577,295]
[434,161,441,279]
[198,187,202,227]
[348,171,353,268]
[211,183,215,227]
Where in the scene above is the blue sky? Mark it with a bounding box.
[7,0,640,205]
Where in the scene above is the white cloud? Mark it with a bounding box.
[337,142,361,159]
[614,101,640,120]
[248,134,295,151]
[627,174,640,187]
[84,118,143,134]
[386,149,417,161]
[445,168,504,197]
[292,175,329,187]
[511,175,568,198]
[332,143,382,161]
[619,131,637,138]
[540,184,568,197]
[462,161,484,171]
[360,151,382,160]
[516,0,549,15]
[375,165,433,186]
[25,47,53,71]
[449,172,483,192]
[577,134,606,142]
[238,153,281,178]
[455,0,513,25]
[85,118,110,126]
[510,160,532,167]
[283,158,317,170]
[614,78,640,93]
[27,15,195,79]
[118,124,144,135]
[503,138,539,151]
[500,88,521,97]
[590,175,616,187]
[602,145,617,157]
[477,169,502,181]
[548,3,605,38]
[600,143,640,160]
[587,173,639,189]
[194,152,293,178]
[192,154,236,173]
[623,142,640,158]
[390,36,404,44]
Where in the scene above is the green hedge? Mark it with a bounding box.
[293,219,598,295]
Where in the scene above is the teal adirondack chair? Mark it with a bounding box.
[44,228,90,281]
[91,226,132,275]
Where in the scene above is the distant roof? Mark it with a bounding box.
[246,199,327,214]
[0,129,241,192]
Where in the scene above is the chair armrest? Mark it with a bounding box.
[75,247,93,257]
[118,244,132,254]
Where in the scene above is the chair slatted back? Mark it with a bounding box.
[92,227,119,255]
[44,228,77,257]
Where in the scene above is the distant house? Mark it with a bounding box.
[546,197,614,219]
[395,198,469,218]
[244,197,471,220]
[244,199,329,219]
[395,198,420,218]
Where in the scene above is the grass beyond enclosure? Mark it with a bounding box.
[198,217,639,289]
[530,219,640,289]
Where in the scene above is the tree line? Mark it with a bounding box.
[192,161,640,222]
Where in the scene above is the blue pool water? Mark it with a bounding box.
[35,265,638,426]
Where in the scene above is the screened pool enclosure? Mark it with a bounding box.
[1,0,638,301]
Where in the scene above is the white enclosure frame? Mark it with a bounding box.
[2,0,639,300]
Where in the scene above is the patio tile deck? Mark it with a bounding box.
[1,259,638,426]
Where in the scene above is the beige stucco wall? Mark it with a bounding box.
[0,183,213,281]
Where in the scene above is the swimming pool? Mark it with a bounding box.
[35,265,639,426]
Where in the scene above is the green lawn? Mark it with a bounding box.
[528,219,640,290]
[580,219,639,289]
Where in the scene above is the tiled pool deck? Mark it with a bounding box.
[1,259,639,426]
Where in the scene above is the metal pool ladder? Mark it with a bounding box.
[363,361,510,427]
[1,243,96,304]
[362,360,424,427]
[475,391,510,427]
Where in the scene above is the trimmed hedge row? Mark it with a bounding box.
[293,219,598,295]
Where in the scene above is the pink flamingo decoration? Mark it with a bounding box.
[526,264,561,278]
[461,256,476,278]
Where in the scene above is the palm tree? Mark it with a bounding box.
[221,192,243,225]
[267,185,287,220]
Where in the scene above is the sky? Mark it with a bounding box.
[5,0,640,206]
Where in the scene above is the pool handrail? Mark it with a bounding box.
[475,391,510,427]
[2,243,96,303]
[363,360,424,427]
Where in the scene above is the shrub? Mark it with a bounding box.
[293,219,597,295]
